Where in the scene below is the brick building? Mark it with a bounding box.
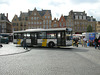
[12,8,52,31]
[63,10,96,33]
[56,10,96,33]
[51,18,59,28]
[58,15,66,28]
[0,13,12,33]
[12,9,96,34]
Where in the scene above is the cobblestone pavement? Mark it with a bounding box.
[0,43,100,75]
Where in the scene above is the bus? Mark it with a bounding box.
[13,28,73,47]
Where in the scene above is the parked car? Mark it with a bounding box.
[0,36,9,44]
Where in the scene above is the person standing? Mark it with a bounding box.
[0,36,3,48]
[94,37,98,49]
[23,37,27,49]
[83,36,87,47]
[81,37,84,47]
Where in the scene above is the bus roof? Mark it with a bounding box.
[13,28,72,33]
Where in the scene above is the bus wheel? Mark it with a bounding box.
[48,42,55,48]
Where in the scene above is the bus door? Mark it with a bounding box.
[31,33,37,45]
[57,32,66,46]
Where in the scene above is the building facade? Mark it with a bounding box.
[51,18,59,28]
[67,10,96,34]
[0,13,12,33]
[12,8,52,31]
[58,15,66,28]
[12,9,97,34]
[96,21,100,32]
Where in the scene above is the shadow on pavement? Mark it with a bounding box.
[28,46,89,52]
[0,46,89,56]
[0,48,32,56]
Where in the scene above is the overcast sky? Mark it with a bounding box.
[0,0,100,21]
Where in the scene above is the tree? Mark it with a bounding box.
[87,25,92,32]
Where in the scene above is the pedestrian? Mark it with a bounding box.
[83,36,87,47]
[94,37,98,49]
[0,36,3,48]
[81,37,84,47]
[23,37,27,49]
[72,38,75,46]
[98,36,100,49]
[75,38,79,47]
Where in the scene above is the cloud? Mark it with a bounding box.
[49,1,65,7]
[0,0,9,5]
[70,0,99,4]
[87,9,100,21]
[0,0,100,21]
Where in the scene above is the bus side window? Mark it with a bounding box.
[38,32,46,39]
[24,33,27,38]
[47,32,56,39]
[26,33,30,39]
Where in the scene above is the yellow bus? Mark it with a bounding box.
[13,28,73,48]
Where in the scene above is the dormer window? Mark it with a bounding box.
[81,13,83,15]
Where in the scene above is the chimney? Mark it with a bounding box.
[28,9,30,12]
[6,13,8,19]
[20,11,22,14]
[3,13,5,16]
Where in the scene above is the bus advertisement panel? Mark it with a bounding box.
[89,33,95,41]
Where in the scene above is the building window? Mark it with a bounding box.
[49,20,51,25]
[34,22,36,24]
[49,25,51,28]
[83,16,86,20]
[46,25,48,29]
[77,22,79,25]
[34,17,36,20]
[63,23,65,26]
[48,16,50,19]
[14,19,16,21]
[31,17,33,20]
[54,24,57,27]
[43,20,45,24]
[31,22,33,24]
[46,20,48,24]
[40,22,42,24]
[45,16,47,19]
[61,19,63,21]
[34,13,36,16]
[79,16,82,19]
[75,16,78,19]
[37,22,39,25]
[37,17,39,20]
[60,22,61,27]
[43,25,45,29]
[75,21,76,25]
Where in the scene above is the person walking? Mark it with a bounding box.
[94,37,98,49]
[23,37,27,49]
